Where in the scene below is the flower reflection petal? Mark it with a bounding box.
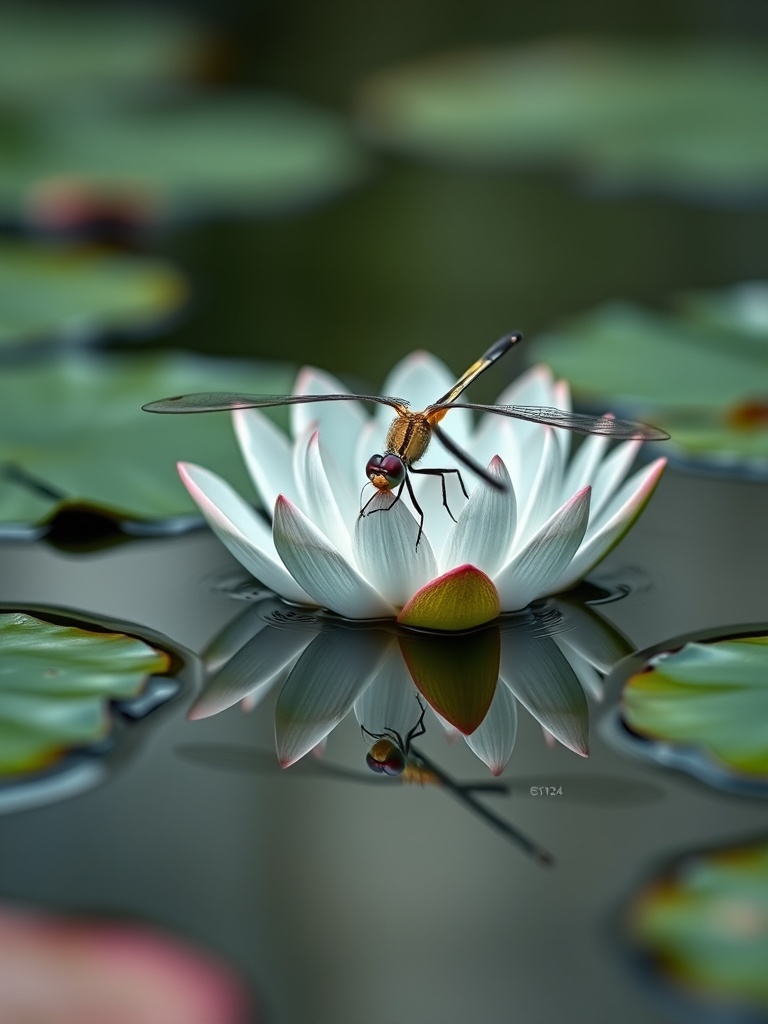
[275,627,391,766]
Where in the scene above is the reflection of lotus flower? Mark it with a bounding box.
[192,597,629,775]
[179,353,666,629]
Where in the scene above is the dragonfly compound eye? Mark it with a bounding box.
[365,739,406,776]
[365,454,405,490]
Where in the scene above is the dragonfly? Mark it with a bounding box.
[360,695,552,863]
[143,332,669,546]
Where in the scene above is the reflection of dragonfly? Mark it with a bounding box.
[143,333,668,545]
[359,696,552,863]
[178,727,554,865]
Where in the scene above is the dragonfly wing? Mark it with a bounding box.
[427,402,670,441]
[143,393,410,414]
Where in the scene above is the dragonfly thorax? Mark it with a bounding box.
[385,413,432,466]
[366,453,405,492]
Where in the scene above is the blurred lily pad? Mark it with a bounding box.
[0,351,293,533]
[358,39,768,201]
[0,243,186,348]
[535,292,768,476]
[624,838,768,1018]
[0,93,370,225]
[609,628,768,795]
[0,4,205,103]
[0,610,172,782]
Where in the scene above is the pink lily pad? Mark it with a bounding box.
[0,906,252,1024]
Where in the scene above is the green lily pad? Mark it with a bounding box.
[0,351,294,531]
[625,838,768,1015]
[0,4,205,103]
[0,244,186,348]
[614,629,768,794]
[0,93,370,224]
[0,610,171,776]
[534,295,768,474]
[358,39,768,201]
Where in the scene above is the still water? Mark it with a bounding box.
[0,468,765,1023]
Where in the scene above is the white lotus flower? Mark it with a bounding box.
[179,351,666,630]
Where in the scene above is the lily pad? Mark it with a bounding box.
[534,296,768,475]
[0,4,206,103]
[0,608,183,812]
[0,350,294,532]
[0,243,186,348]
[358,39,768,201]
[0,93,370,225]
[624,838,768,1018]
[606,627,768,795]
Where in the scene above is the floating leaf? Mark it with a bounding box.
[359,39,768,201]
[535,296,768,475]
[614,630,768,793]
[625,838,768,1015]
[0,4,206,102]
[0,243,185,348]
[0,351,294,531]
[0,93,370,224]
[0,611,171,778]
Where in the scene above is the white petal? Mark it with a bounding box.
[551,641,604,701]
[560,432,610,504]
[500,629,589,756]
[273,495,395,618]
[290,366,368,484]
[353,643,423,740]
[464,681,518,775]
[494,486,591,611]
[189,625,312,719]
[178,462,313,605]
[293,426,354,558]
[354,490,437,608]
[232,408,297,514]
[441,456,516,575]
[549,459,666,592]
[275,627,389,766]
[589,439,642,521]
[551,379,573,463]
[514,428,564,545]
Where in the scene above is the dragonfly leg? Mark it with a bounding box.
[404,695,427,753]
[409,466,469,522]
[359,479,405,518]
[403,471,425,548]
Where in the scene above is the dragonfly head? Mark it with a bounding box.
[365,454,405,491]
[366,738,406,776]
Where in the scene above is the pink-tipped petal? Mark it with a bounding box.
[494,486,591,611]
[464,680,518,775]
[589,439,643,521]
[290,365,368,485]
[178,463,312,606]
[549,458,667,592]
[397,564,500,631]
[273,495,395,619]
